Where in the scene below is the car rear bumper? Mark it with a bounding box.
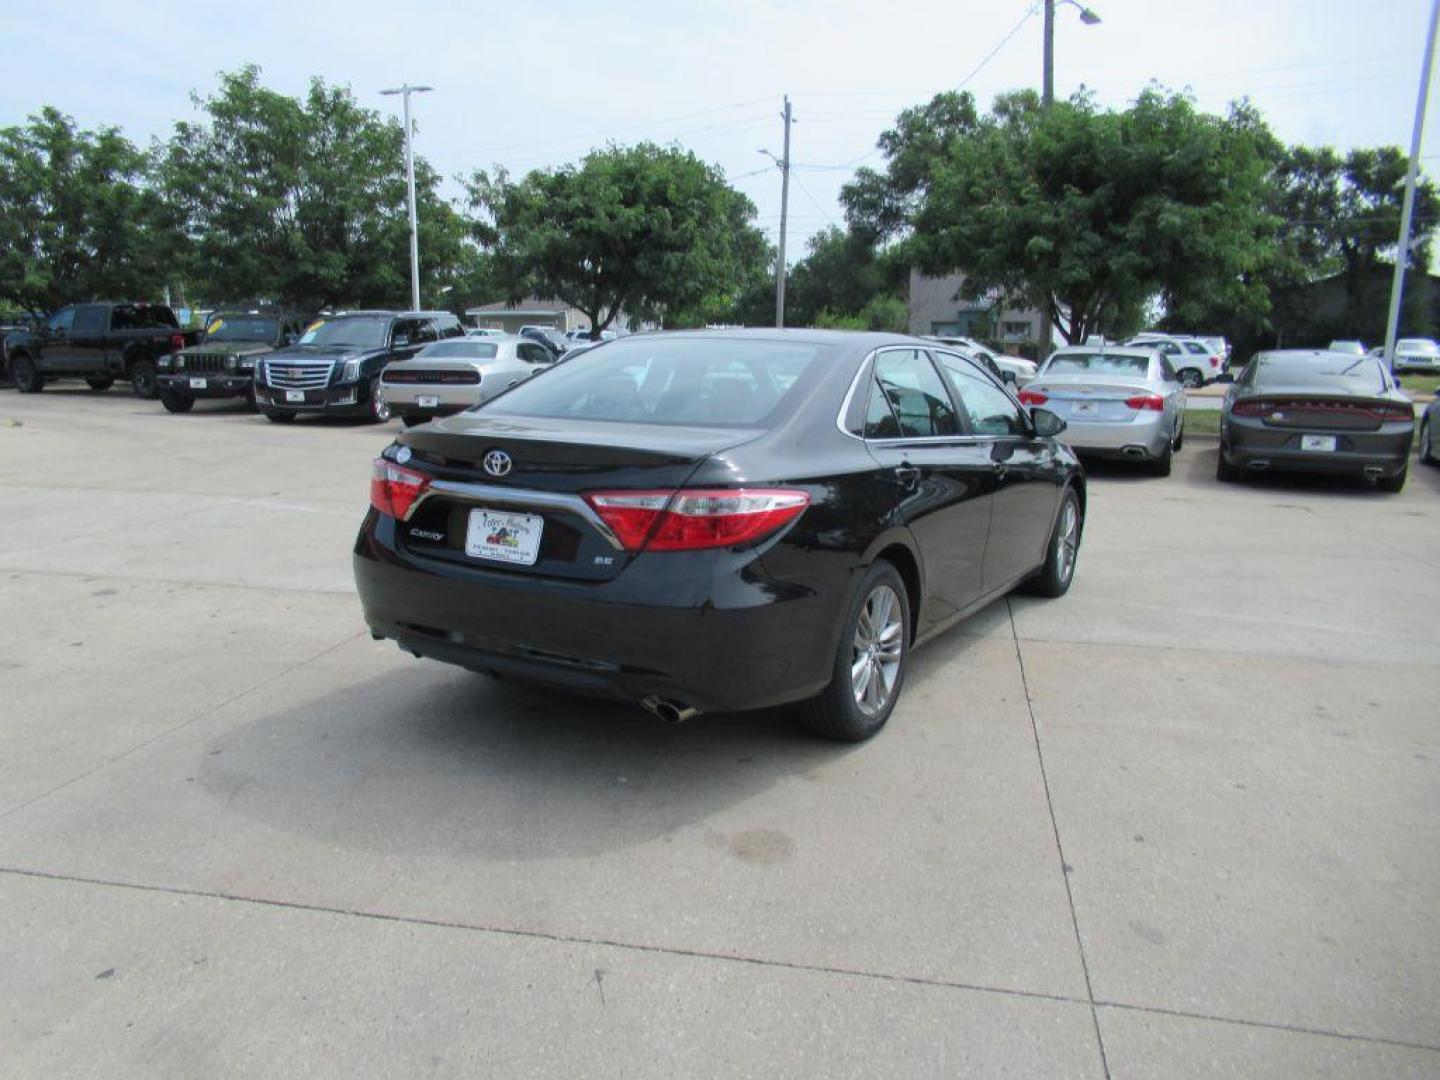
[1057,415,1172,458]
[380,383,483,410]
[353,512,844,714]
[1394,356,1440,372]
[1222,421,1413,476]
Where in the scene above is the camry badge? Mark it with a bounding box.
[483,450,513,477]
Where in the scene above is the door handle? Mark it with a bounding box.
[893,464,921,486]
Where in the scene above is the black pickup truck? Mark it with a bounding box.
[155,310,307,413]
[3,302,201,398]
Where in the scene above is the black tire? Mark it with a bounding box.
[1419,419,1437,466]
[129,357,157,399]
[159,390,194,414]
[261,408,296,424]
[1023,487,1082,598]
[1376,467,1407,493]
[1216,448,1239,482]
[799,560,910,743]
[11,355,43,393]
[1180,368,1204,389]
[398,411,418,428]
[367,376,391,423]
[1173,420,1184,452]
[85,377,114,392]
[1150,440,1173,477]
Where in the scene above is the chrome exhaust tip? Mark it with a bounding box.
[1122,446,1148,459]
[640,696,700,725]
[1363,465,1384,477]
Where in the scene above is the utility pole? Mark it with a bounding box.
[1382,0,1440,370]
[1042,0,1055,108]
[776,96,793,328]
[380,84,433,312]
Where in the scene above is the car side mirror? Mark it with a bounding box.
[1215,373,1234,384]
[1031,407,1066,437]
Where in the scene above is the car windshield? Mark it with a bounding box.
[481,337,825,426]
[205,316,279,343]
[418,341,498,359]
[1328,341,1365,355]
[298,316,389,348]
[1251,357,1385,393]
[1397,339,1440,354]
[1043,353,1150,376]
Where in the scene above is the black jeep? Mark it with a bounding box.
[156,311,307,413]
[252,310,464,423]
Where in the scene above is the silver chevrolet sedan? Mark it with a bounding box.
[380,335,556,426]
[1020,346,1186,475]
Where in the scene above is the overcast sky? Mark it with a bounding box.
[3,0,1436,260]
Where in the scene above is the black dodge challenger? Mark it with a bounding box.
[354,330,1085,741]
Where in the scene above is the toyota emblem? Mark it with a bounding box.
[483,450,513,477]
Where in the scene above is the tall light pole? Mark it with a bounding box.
[1040,0,1100,355]
[1382,0,1440,369]
[380,84,433,312]
[760,96,794,328]
[1042,0,1102,106]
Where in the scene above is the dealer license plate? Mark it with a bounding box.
[285,390,305,403]
[1301,434,1337,452]
[417,395,439,408]
[189,377,208,389]
[465,509,544,565]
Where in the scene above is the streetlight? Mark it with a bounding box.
[380,84,433,312]
[1043,0,1101,108]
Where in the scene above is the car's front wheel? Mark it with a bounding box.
[1024,487,1082,598]
[85,377,114,392]
[129,358,157,399]
[159,390,194,414]
[800,560,910,742]
[367,377,391,423]
[1420,419,1437,466]
[261,408,296,424]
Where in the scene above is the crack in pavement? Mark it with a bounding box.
[2,865,1436,1057]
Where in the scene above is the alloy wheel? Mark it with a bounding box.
[1058,499,1079,583]
[851,584,904,716]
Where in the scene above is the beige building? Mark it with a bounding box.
[907,270,1043,350]
[465,298,586,334]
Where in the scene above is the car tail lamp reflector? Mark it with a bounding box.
[1017,389,1048,405]
[585,488,810,552]
[1124,394,1165,411]
[1210,357,1220,367]
[370,458,430,519]
[1376,403,1414,423]
[1231,400,1272,418]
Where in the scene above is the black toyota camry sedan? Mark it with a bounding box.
[354,330,1085,741]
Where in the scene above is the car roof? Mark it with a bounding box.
[1049,345,1157,357]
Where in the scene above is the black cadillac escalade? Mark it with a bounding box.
[252,310,464,423]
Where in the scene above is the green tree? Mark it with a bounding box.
[783,226,907,327]
[156,66,470,311]
[467,143,768,335]
[0,108,170,314]
[843,89,1279,344]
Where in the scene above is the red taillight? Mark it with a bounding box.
[1125,394,1164,411]
[1209,357,1219,368]
[1376,403,1414,423]
[585,488,810,552]
[370,458,430,519]
[1231,400,1271,418]
[170,333,186,350]
[1018,389,1048,406]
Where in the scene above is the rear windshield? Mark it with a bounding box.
[419,341,498,359]
[481,337,824,426]
[1250,357,1385,393]
[1043,353,1150,377]
[298,316,389,349]
[1398,339,1440,354]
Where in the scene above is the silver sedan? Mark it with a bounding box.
[380,335,555,426]
[1019,346,1186,475]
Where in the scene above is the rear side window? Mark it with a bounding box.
[74,306,107,332]
[872,349,959,437]
[48,307,76,332]
[1044,353,1151,377]
[482,337,824,426]
[1183,341,1207,354]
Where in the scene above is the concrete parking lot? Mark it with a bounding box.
[1,387,1438,1078]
